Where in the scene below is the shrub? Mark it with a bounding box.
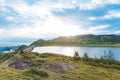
[73,51,80,61]
[30,59,45,67]
[83,53,89,61]
[24,68,49,78]
[22,53,38,59]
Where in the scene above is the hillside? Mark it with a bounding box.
[0,35,120,80]
[0,51,120,80]
[31,34,120,46]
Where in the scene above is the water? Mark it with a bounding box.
[0,46,19,54]
[32,46,120,61]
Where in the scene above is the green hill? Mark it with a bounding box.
[31,34,120,46]
[1,34,120,80]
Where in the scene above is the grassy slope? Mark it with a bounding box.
[0,52,120,80]
[31,35,120,47]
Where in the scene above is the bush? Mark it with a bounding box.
[22,53,38,59]
[24,68,49,78]
[30,59,45,67]
[73,51,80,61]
[83,53,89,61]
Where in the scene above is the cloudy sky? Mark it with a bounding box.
[0,0,120,46]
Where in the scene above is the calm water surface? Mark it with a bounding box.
[32,46,120,61]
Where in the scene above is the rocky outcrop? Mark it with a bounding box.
[9,59,32,69]
[42,61,76,73]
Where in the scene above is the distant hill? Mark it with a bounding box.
[1,35,120,80]
[0,46,20,53]
[31,34,120,47]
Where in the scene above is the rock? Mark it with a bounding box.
[43,61,76,73]
[55,61,76,70]
[9,59,32,69]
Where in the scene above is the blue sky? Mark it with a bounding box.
[0,0,120,46]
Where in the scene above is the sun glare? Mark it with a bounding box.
[63,48,74,57]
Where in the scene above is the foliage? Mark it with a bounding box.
[102,50,115,60]
[73,51,80,60]
[30,59,45,67]
[0,52,120,80]
[31,35,120,46]
[83,53,89,61]
[31,39,46,46]
[15,45,28,54]
[24,68,49,78]
[22,52,38,59]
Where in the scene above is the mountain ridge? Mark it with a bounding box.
[31,34,120,47]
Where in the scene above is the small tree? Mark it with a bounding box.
[103,50,115,60]
[102,50,115,67]
[108,50,115,60]
[83,52,89,61]
[73,51,79,61]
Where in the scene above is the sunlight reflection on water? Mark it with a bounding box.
[32,46,120,61]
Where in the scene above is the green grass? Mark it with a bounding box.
[0,53,120,80]
[23,68,49,79]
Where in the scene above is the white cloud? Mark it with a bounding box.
[1,0,120,16]
[0,0,117,40]
[8,0,51,18]
[6,16,15,21]
[0,16,82,38]
[103,10,120,19]
[0,23,111,39]
[114,30,120,34]
[87,25,112,34]
[105,0,120,4]
[89,24,110,31]
[89,10,120,20]
[80,0,103,10]
[0,0,5,7]
[88,17,97,21]
[0,28,5,34]
[80,0,120,10]
[51,0,78,11]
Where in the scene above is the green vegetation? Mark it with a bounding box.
[31,34,120,47]
[24,68,49,78]
[73,51,79,60]
[16,45,28,54]
[0,51,120,80]
[1,35,120,80]
[83,52,89,59]
[101,50,115,60]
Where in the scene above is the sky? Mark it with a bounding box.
[0,0,120,46]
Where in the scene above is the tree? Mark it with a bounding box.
[103,50,115,60]
[83,52,89,61]
[83,52,89,59]
[108,50,115,60]
[73,51,79,61]
[101,50,115,67]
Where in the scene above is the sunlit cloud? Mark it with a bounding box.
[0,0,120,45]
